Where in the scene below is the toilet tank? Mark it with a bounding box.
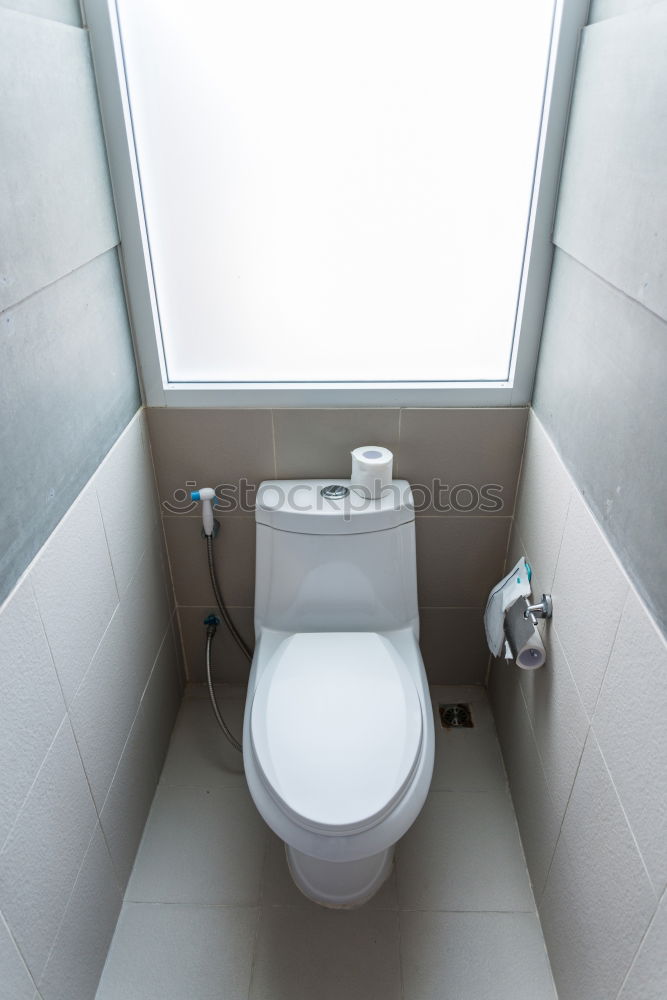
[254,480,419,634]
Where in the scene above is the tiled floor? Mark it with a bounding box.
[96,685,557,1000]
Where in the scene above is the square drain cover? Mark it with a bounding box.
[439,703,473,729]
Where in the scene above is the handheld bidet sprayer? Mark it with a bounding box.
[190,485,252,753]
[190,487,216,536]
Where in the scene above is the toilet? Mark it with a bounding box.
[243,478,434,907]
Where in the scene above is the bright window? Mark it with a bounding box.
[87,0,586,403]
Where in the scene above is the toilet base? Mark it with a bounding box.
[286,844,394,908]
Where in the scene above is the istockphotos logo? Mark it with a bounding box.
[162,479,504,515]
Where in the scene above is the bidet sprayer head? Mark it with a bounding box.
[191,487,216,536]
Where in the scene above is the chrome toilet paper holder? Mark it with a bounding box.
[524,594,553,622]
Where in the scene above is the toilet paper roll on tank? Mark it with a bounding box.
[351,446,394,499]
[484,557,546,670]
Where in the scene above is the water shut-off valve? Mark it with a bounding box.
[191,487,216,536]
[203,613,220,638]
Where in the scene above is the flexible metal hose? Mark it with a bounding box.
[206,535,253,661]
[205,624,242,753]
[204,532,253,752]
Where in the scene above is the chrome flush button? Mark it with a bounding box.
[320,484,350,499]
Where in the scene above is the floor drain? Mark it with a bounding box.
[439,703,473,729]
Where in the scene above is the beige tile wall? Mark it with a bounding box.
[0,412,183,999]
[489,412,667,999]
[146,407,528,685]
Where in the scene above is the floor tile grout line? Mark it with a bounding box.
[396,906,540,913]
[242,902,539,914]
[246,903,266,1000]
[122,900,261,909]
[158,511,516,519]
[99,675,552,995]
[122,897,548,917]
[395,903,406,1000]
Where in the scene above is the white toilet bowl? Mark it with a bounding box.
[242,477,434,907]
[244,627,434,907]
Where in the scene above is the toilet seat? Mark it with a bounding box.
[250,632,423,834]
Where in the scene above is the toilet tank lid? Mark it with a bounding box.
[255,480,414,534]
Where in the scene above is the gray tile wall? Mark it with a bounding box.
[0,4,141,608]
[489,413,667,999]
[533,0,667,635]
[146,406,528,686]
[0,0,81,25]
[0,413,183,1000]
[495,7,667,992]
[0,6,169,996]
[588,0,664,23]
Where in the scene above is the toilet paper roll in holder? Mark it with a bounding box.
[523,594,553,623]
[504,594,552,669]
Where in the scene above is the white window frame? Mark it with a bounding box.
[83,0,588,408]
